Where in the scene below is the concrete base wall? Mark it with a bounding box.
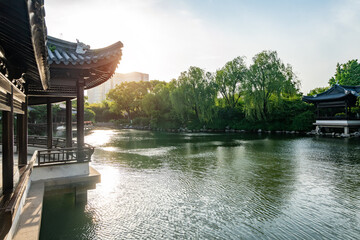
[314,120,360,127]
[5,179,32,240]
[31,162,90,182]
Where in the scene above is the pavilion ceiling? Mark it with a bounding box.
[0,0,49,90]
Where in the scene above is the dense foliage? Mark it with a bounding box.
[244,51,299,120]
[170,67,216,124]
[104,50,315,131]
[215,56,247,109]
[307,87,329,96]
[329,59,360,86]
[88,100,119,122]
[29,104,61,123]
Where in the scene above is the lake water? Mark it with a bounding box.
[40,129,360,239]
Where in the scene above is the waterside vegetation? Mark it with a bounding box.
[100,50,317,132]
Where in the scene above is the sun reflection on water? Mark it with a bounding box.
[85,129,117,147]
[95,166,119,194]
[101,146,118,152]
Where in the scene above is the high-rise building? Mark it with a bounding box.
[87,72,149,103]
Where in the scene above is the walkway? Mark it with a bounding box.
[12,182,44,240]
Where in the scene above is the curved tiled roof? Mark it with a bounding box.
[47,36,123,65]
[303,84,360,103]
[28,36,123,104]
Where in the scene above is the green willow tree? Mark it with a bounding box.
[170,66,216,124]
[215,56,248,109]
[28,104,61,123]
[88,100,119,122]
[329,59,360,86]
[107,81,150,120]
[245,50,299,120]
[92,52,314,131]
[141,82,176,127]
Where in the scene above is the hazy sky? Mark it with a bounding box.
[45,0,360,94]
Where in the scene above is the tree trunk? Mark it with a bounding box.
[263,100,267,120]
[194,106,200,121]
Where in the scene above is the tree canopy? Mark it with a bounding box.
[107,81,151,120]
[215,56,247,109]
[142,82,175,127]
[244,50,299,120]
[307,86,329,96]
[99,50,314,131]
[170,66,216,123]
[329,59,360,86]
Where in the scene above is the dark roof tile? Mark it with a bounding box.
[303,84,360,103]
[46,36,123,66]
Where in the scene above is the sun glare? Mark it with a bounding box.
[85,130,117,147]
[96,166,119,194]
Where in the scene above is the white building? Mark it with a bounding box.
[87,72,149,103]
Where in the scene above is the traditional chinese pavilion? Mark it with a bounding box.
[0,0,122,238]
[303,84,360,135]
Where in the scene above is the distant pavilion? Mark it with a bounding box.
[0,0,122,238]
[303,84,360,135]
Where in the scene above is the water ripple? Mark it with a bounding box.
[40,130,360,240]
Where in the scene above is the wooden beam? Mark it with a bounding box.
[0,73,25,102]
[0,73,25,112]
[47,99,52,149]
[66,99,72,147]
[27,92,77,98]
[2,89,14,194]
[28,96,76,106]
[77,80,85,161]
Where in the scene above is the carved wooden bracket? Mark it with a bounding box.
[12,73,26,93]
[0,55,9,78]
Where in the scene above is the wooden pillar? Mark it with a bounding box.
[349,106,352,118]
[2,89,14,194]
[66,99,72,147]
[77,80,84,161]
[345,101,348,119]
[75,187,88,205]
[316,104,319,118]
[17,97,28,166]
[47,99,52,149]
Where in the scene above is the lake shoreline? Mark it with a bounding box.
[92,122,360,139]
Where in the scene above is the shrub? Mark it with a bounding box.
[291,111,315,131]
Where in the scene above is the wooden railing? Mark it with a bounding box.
[6,135,69,148]
[0,151,37,239]
[37,144,94,166]
[28,135,68,148]
[1,135,95,166]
